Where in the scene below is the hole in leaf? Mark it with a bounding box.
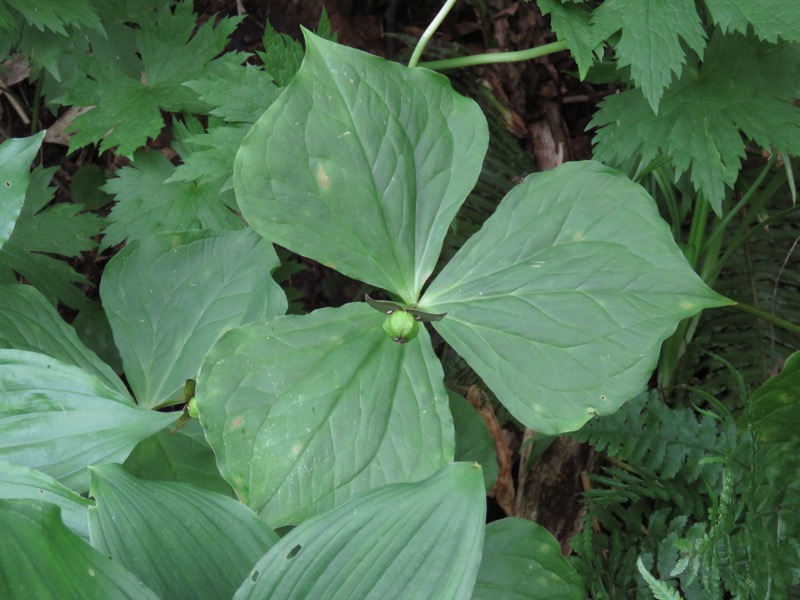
[250,570,259,582]
[4,181,11,187]
[286,544,302,559]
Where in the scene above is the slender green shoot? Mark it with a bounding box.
[732,300,800,335]
[419,40,569,71]
[408,0,458,68]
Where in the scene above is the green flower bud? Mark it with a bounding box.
[187,396,199,419]
[383,310,419,344]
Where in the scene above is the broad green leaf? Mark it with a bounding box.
[196,302,454,526]
[235,31,489,303]
[705,0,800,43]
[89,464,277,600]
[421,162,730,434]
[449,391,498,492]
[101,150,242,249]
[591,31,800,212]
[0,461,92,539]
[101,229,286,409]
[740,351,800,443]
[591,0,706,112]
[0,284,130,400]
[0,349,177,491]
[0,499,158,599]
[123,423,234,497]
[472,518,584,599]
[0,132,43,250]
[234,462,486,600]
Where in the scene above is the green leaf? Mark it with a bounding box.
[0,349,177,491]
[449,391,498,492]
[2,0,103,35]
[123,423,234,497]
[168,122,250,193]
[0,166,102,309]
[196,302,454,526]
[184,61,280,123]
[257,21,304,87]
[0,499,158,600]
[472,518,584,599]
[67,2,242,156]
[591,31,800,213]
[536,0,596,79]
[421,162,730,434]
[101,150,243,249]
[0,461,93,539]
[740,351,800,443]
[236,31,489,303]
[591,0,706,112]
[0,284,130,399]
[101,229,286,409]
[88,464,277,600]
[234,462,486,600]
[0,132,44,251]
[705,0,800,43]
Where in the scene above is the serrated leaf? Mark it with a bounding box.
[0,349,177,491]
[101,229,286,409]
[234,462,486,600]
[0,499,158,600]
[0,132,44,250]
[123,423,234,497]
[196,302,454,527]
[472,518,584,599]
[591,0,706,112]
[184,61,280,123]
[0,284,130,400]
[236,31,489,303]
[0,166,102,309]
[421,162,730,434]
[101,150,243,248]
[67,1,242,156]
[536,0,596,79]
[168,123,251,192]
[705,0,800,43]
[88,464,277,600]
[591,31,800,213]
[3,0,103,35]
[0,461,93,539]
[257,21,304,87]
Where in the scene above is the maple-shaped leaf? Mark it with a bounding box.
[0,168,102,309]
[0,0,102,36]
[537,0,597,79]
[184,60,280,123]
[591,0,706,112]
[168,122,250,193]
[102,151,243,249]
[67,1,242,157]
[591,31,800,214]
[705,0,800,43]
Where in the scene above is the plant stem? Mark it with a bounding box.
[732,301,800,335]
[419,40,569,71]
[408,0,458,68]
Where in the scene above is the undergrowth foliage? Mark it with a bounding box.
[0,0,798,598]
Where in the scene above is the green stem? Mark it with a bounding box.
[419,40,569,71]
[408,0,458,68]
[30,70,44,135]
[732,301,800,335]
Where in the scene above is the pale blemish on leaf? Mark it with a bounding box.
[679,300,696,310]
[291,443,303,457]
[231,416,245,429]
[316,163,330,191]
